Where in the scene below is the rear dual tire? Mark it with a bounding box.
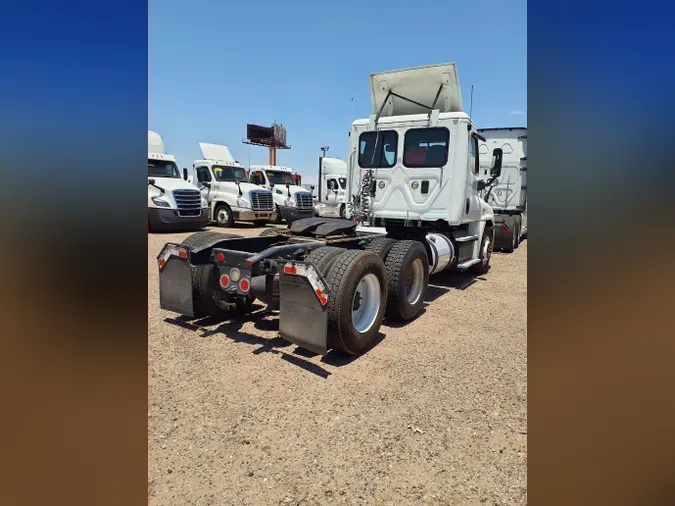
[307,248,387,355]
[383,240,429,322]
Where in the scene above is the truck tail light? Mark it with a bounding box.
[220,274,230,288]
[239,278,250,293]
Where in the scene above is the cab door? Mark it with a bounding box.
[325,178,339,205]
[194,166,214,205]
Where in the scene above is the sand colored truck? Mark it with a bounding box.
[157,63,504,355]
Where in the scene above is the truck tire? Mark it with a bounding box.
[306,246,345,276]
[513,215,522,249]
[364,237,397,260]
[273,205,283,224]
[215,203,234,227]
[501,215,516,253]
[324,250,387,355]
[180,232,250,318]
[471,227,494,276]
[384,240,429,321]
[339,204,346,219]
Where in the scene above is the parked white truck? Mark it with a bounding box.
[148,131,209,232]
[477,127,527,252]
[191,143,275,227]
[157,63,504,356]
[248,165,315,223]
[315,157,349,218]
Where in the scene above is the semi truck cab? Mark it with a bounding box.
[148,130,209,231]
[316,157,349,218]
[248,165,315,223]
[191,143,275,227]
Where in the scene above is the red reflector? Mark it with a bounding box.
[501,224,509,232]
[158,259,166,269]
[246,260,252,267]
[178,250,187,258]
[239,279,250,292]
[216,252,225,262]
[315,288,323,297]
[220,275,230,288]
[320,296,328,305]
[283,265,296,275]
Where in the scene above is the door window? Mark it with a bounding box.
[196,166,211,182]
[327,178,338,190]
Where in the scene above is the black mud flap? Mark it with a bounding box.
[159,256,195,316]
[278,270,328,356]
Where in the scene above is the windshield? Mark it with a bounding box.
[148,160,180,178]
[266,171,295,185]
[213,165,249,182]
[338,177,347,189]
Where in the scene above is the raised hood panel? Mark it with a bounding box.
[321,157,348,175]
[370,63,463,117]
[199,142,236,163]
[148,130,166,154]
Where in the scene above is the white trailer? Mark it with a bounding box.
[315,157,349,218]
[191,143,275,227]
[148,131,209,232]
[477,128,527,252]
[157,63,504,356]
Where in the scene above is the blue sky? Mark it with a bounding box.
[149,0,526,184]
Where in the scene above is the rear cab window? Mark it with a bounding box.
[403,127,450,168]
[358,130,398,168]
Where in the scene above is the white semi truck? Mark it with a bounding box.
[477,127,527,252]
[248,165,315,223]
[157,63,504,356]
[191,143,275,227]
[148,131,209,232]
[315,157,349,218]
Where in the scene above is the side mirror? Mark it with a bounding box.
[490,148,503,177]
[477,180,487,191]
[183,168,188,180]
[148,178,155,185]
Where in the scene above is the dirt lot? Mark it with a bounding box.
[149,224,527,506]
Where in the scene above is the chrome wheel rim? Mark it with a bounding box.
[406,258,424,304]
[217,208,229,224]
[351,273,381,333]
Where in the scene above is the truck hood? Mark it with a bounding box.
[148,177,200,195]
[239,182,270,194]
[270,184,310,197]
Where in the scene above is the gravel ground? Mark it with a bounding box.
[149,224,527,506]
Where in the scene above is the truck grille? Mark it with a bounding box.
[249,190,274,211]
[296,192,314,210]
[172,189,201,210]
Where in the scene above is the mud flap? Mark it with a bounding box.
[159,255,195,317]
[278,267,329,356]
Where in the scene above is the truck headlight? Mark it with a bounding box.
[284,199,295,207]
[236,199,251,208]
[201,197,208,208]
[151,197,170,207]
